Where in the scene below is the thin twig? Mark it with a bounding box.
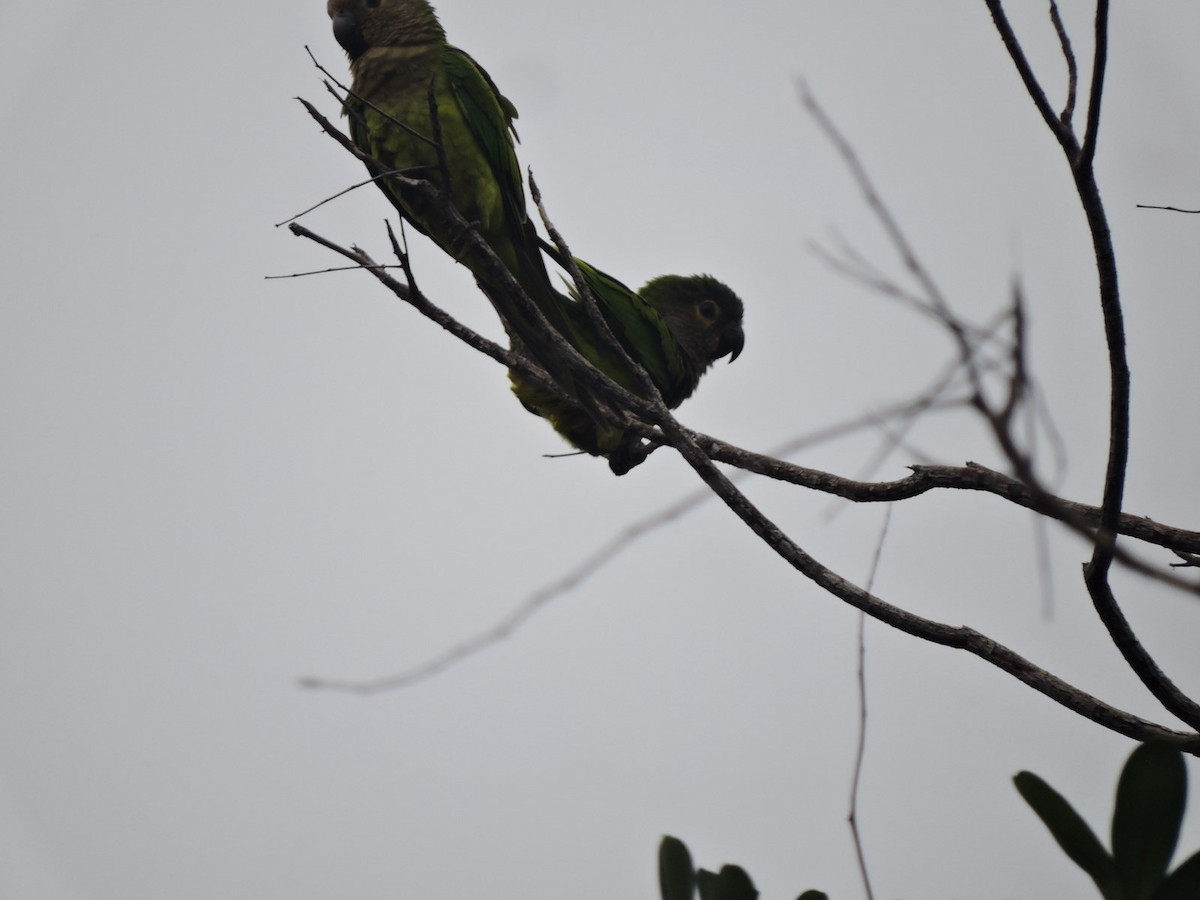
[530,172,663,407]
[1048,1,1077,126]
[1136,204,1200,214]
[849,506,891,900]
[288,222,504,367]
[298,407,956,694]
[997,282,1028,429]
[296,99,666,430]
[274,169,413,227]
[1033,509,1056,619]
[386,219,421,299]
[799,80,992,422]
[300,486,709,693]
[304,45,438,148]
[264,263,402,280]
[982,1,1078,158]
[529,171,671,469]
[1170,551,1200,570]
[1077,0,1109,170]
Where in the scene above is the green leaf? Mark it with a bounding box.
[1152,848,1200,900]
[1112,743,1187,900]
[659,836,696,900]
[1014,770,1123,900]
[702,865,757,900]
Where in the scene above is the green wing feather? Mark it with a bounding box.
[511,256,744,473]
[443,47,527,236]
[563,260,691,402]
[337,21,581,400]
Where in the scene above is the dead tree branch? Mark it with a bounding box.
[290,53,1200,748]
[982,0,1200,732]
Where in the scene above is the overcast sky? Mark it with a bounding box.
[3,2,1200,898]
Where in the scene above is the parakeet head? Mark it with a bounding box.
[328,0,445,60]
[639,274,746,370]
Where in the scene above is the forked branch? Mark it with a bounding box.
[981,1,1200,731]
[291,54,1200,747]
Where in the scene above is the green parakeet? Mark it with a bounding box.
[511,261,745,475]
[326,0,745,474]
[326,0,576,381]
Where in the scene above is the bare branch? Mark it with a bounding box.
[1136,204,1200,214]
[799,80,1011,439]
[1032,510,1057,618]
[530,172,665,410]
[1170,551,1200,570]
[862,3,1200,729]
[1046,7,1197,728]
[300,466,715,694]
[997,283,1028,430]
[293,61,1200,744]
[287,222,508,366]
[296,98,671,431]
[304,46,438,149]
[1048,1,1078,126]
[286,221,662,467]
[1077,0,1109,170]
[982,1,1079,157]
[274,168,413,227]
[264,263,402,280]
[849,507,890,900]
[700,439,1200,559]
[287,214,1199,743]
[293,406,978,695]
[809,238,943,323]
[661,405,1200,751]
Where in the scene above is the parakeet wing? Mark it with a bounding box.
[569,260,691,401]
[443,47,529,234]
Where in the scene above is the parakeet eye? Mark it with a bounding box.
[697,300,719,321]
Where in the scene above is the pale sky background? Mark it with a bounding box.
[3,1,1200,898]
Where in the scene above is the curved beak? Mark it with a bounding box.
[331,11,368,60]
[721,322,745,363]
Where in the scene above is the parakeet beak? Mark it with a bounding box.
[721,323,745,363]
[331,10,368,60]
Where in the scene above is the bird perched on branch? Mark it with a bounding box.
[326,0,576,380]
[327,0,745,474]
[511,260,745,475]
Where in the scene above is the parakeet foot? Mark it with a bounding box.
[608,439,654,476]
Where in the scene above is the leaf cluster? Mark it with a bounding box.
[657,835,827,900]
[658,743,1196,899]
[1016,742,1200,899]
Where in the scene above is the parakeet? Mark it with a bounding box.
[511,261,745,475]
[326,0,744,474]
[327,0,576,382]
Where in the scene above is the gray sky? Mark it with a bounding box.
[2,1,1200,898]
